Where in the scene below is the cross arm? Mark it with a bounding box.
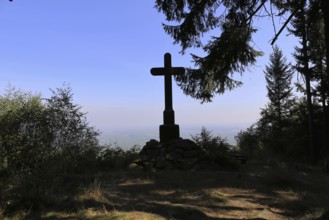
[151,67,185,76]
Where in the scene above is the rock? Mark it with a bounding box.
[128,163,143,171]
[183,150,199,158]
[137,138,205,171]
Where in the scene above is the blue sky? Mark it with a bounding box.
[0,1,298,144]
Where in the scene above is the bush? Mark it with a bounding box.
[98,144,141,170]
[192,127,231,152]
[235,125,264,160]
[192,127,239,169]
[0,86,101,213]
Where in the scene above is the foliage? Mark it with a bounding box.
[235,32,328,163]
[264,46,294,119]
[235,125,262,160]
[0,88,45,176]
[0,86,101,213]
[260,46,295,154]
[236,98,322,163]
[98,144,141,170]
[288,0,328,163]
[192,127,230,154]
[0,86,144,214]
[235,46,296,161]
[155,0,328,103]
[281,99,311,160]
[192,127,238,169]
[44,87,101,174]
[155,0,264,102]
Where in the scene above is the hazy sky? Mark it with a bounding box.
[0,1,298,142]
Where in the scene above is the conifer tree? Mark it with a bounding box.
[289,0,318,163]
[154,0,329,103]
[307,1,328,156]
[261,46,294,153]
[264,46,294,127]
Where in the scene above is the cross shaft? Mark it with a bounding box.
[151,53,185,125]
[150,53,185,142]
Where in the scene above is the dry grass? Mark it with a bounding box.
[3,163,329,219]
[39,209,167,220]
[79,179,108,203]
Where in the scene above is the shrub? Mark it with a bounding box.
[192,127,239,169]
[0,86,101,213]
[98,144,141,170]
[235,125,263,160]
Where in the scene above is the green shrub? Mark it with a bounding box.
[0,86,101,214]
[98,144,141,170]
[192,127,239,169]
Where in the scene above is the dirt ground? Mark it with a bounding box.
[9,163,329,220]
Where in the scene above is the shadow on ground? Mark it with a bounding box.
[23,164,329,220]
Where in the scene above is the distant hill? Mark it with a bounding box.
[98,124,250,148]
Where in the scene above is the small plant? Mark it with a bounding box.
[98,145,141,170]
[192,127,239,169]
[83,179,105,202]
[192,127,230,154]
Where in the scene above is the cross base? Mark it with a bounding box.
[159,124,180,143]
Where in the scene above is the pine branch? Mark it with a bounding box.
[247,0,267,22]
[271,8,298,45]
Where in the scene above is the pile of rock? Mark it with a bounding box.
[130,139,206,171]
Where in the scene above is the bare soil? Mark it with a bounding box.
[6,163,329,220]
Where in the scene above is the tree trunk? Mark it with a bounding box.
[305,71,317,164]
[321,73,328,157]
[320,0,329,157]
[300,5,318,164]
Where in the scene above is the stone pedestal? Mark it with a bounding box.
[132,139,207,171]
[159,124,180,143]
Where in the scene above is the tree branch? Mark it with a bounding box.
[271,8,298,45]
[247,0,267,22]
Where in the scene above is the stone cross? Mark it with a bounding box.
[151,53,185,142]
